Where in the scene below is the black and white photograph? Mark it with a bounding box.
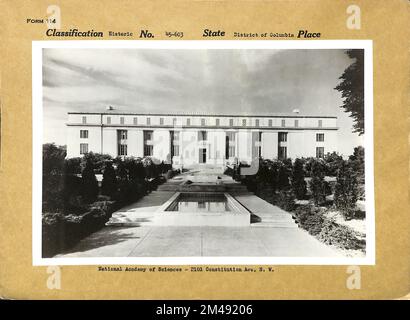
[33,41,374,265]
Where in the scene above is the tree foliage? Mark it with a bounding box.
[309,160,327,206]
[42,144,66,212]
[334,160,359,220]
[291,158,307,199]
[323,152,344,176]
[101,162,117,198]
[81,160,99,203]
[334,49,365,135]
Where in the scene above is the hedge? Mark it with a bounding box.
[293,205,366,251]
[42,200,118,257]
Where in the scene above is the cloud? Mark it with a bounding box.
[42,47,362,155]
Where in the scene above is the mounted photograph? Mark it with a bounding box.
[32,41,374,265]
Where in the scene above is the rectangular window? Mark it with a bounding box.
[117,130,128,156]
[201,118,206,126]
[295,119,299,127]
[281,119,286,127]
[227,131,236,142]
[226,132,236,159]
[228,146,235,158]
[144,130,153,156]
[318,120,323,127]
[144,130,153,141]
[278,146,287,160]
[120,117,125,125]
[118,130,127,140]
[160,118,164,125]
[146,117,151,125]
[170,130,180,158]
[278,132,288,142]
[107,117,111,125]
[229,119,234,127]
[144,145,153,157]
[80,130,88,139]
[242,119,247,126]
[215,119,220,126]
[133,117,138,125]
[257,132,262,157]
[198,131,207,141]
[173,118,177,126]
[82,116,87,124]
[316,147,324,158]
[118,144,127,156]
[172,145,180,157]
[173,131,180,142]
[316,133,325,142]
[186,118,191,126]
[255,119,259,127]
[80,143,88,154]
[269,119,273,127]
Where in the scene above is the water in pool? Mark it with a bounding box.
[166,193,230,212]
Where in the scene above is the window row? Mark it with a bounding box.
[80,144,325,159]
[78,116,325,128]
[80,130,324,144]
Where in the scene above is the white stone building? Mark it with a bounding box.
[66,109,338,169]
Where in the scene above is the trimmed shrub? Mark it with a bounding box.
[64,157,82,175]
[291,158,307,200]
[318,219,366,250]
[348,146,365,200]
[115,161,131,203]
[334,160,359,220]
[277,163,291,189]
[42,143,67,212]
[62,174,84,212]
[293,205,325,236]
[42,200,117,257]
[81,161,99,203]
[309,160,327,206]
[81,152,113,173]
[323,152,343,176]
[101,162,117,199]
[272,190,296,212]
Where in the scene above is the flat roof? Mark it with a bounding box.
[67,112,337,119]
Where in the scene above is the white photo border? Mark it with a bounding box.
[32,40,375,266]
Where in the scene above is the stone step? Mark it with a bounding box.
[257,213,294,219]
[259,218,295,223]
[251,223,298,228]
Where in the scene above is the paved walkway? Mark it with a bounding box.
[57,225,339,257]
[56,174,341,258]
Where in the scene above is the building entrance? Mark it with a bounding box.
[199,148,207,164]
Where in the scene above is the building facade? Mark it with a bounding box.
[66,111,338,169]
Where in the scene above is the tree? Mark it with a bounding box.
[334,49,364,135]
[64,157,82,175]
[42,144,66,212]
[115,160,131,202]
[81,152,113,173]
[291,158,307,200]
[348,146,365,183]
[309,160,327,206]
[324,152,344,176]
[270,160,281,191]
[43,143,66,176]
[334,160,359,220]
[277,162,290,189]
[101,162,117,198]
[81,160,99,203]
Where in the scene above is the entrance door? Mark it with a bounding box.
[199,148,207,164]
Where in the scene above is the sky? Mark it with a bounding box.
[42,48,364,157]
